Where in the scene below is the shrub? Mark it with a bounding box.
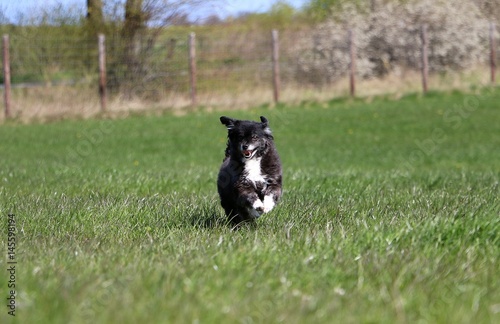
[293,0,491,85]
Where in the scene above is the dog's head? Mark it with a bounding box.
[220,116,273,160]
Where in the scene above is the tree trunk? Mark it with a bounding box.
[123,0,145,52]
[86,0,103,33]
[122,0,145,96]
[124,0,145,38]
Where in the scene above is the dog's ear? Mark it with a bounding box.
[220,116,236,130]
[260,116,273,136]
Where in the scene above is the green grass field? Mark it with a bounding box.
[1,89,499,323]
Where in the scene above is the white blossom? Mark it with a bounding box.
[293,0,490,85]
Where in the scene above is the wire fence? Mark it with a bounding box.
[1,23,498,121]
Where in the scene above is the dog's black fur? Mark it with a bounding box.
[217,116,282,225]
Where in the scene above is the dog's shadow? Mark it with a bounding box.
[188,204,227,229]
[188,204,257,230]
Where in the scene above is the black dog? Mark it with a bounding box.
[217,116,282,225]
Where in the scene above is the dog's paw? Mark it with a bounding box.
[263,195,275,213]
[246,199,264,218]
[252,199,264,213]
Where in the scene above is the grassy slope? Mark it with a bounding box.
[1,89,499,323]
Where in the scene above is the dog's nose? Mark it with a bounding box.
[242,144,248,150]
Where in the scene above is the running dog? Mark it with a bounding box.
[217,116,282,225]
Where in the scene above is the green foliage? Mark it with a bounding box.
[1,89,499,322]
[303,0,422,22]
[304,0,366,22]
[267,0,299,28]
[233,0,306,29]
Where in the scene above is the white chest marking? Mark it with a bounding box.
[244,157,265,185]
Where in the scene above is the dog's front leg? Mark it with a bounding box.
[262,178,282,213]
[237,189,264,218]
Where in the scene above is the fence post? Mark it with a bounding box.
[188,32,197,106]
[420,24,429,94]
[272,29,280,104]
[3,34,11,119]
[167,38,177,60]
[490,22,497,85]
[349,29,356,97]
[98,34,107,112]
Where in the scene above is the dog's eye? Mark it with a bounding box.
[251,135,258,140]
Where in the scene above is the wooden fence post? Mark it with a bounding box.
[3,34,11,119]
[272,29,280,104]
[188,32,197,106]
[167,38,177,60]
[420,24,429,94]
[348,29,356,97]
[98,34,107,112]
[490,22,497,85]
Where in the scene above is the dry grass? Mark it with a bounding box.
[0,65,494,123]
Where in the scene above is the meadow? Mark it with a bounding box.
[0,89,499,323]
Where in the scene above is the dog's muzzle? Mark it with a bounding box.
[241,144,256,159]
[242,149,254,158]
